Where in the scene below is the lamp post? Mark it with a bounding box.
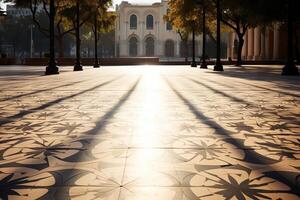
[214,0,223,71]
[200,0,207,69]
[191,21,197,67]
[94,7,100,68]
[45,0,59,75]
[0,11,7,56]
[195,0,208,69]
[30,24,34,58]
[74,0,83,71]
[282,0,299,75]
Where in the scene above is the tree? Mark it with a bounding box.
[82,0,114,67]
[0,4,6,56]
[220,0,259,66]
[5,0,102,57]
[165,0,205,63]
[214,0,223,71]
[252,0,300,64]
[165,0,225,63]
[0,14,50,57]
[249,0,298,75]
[5,0,70,57]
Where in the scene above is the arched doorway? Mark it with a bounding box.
[165,39,175,57]
[145,37,155,56]
[129,37,138,56]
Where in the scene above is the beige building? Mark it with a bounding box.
[227,25,295,61]
[115,0,204,58]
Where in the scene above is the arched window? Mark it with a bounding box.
[146,15,154,30]
[130,14,137,29]
[165,39,175,57]
[166,9,172,30]
[145,37,155,56]
[129,37,138,56]
[166,21,173,30]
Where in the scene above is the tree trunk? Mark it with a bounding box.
[206,28,217,44]
[185,40,188,63]
[236,34,244,66]
[294,23,300,64]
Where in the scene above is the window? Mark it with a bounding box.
[146,15,154,30]
[166,21,172,30]
[130,14,137,29]
[166,9,172,30]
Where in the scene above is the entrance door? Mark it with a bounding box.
[165,40,175,57]
[145,37,155,56]
[129,37,138,56]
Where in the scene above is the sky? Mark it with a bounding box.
[0,0,160,10]
[0,2,5,10]
[114,0,159,6]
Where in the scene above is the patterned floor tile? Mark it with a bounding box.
[0,65,299,199]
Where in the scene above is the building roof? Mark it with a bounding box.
[118,1,163,8]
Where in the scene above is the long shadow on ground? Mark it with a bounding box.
[0,76,141,200]
[165,77,300,198]
[0,76,122,126]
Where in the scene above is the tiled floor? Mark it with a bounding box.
[0,65,299,199]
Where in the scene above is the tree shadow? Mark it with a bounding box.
[0,76,123,126]
[165,77,300,197]
[0,70,47,77]
[201,75,300,98]
[0,66,76,78]
[186,77,254,106]
[0,77,141,200]
[1,80,89,102]
[206,65,300,92]
[42,77,140,199]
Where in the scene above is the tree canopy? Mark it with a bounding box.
[4,0,113,57]
[166,0,299,65]
[165,0,217,40]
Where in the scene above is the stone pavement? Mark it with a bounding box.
[0,65,299,200]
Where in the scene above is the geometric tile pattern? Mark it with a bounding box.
[0,65,299,199]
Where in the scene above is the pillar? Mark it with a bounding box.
[247,28,254,60]
[242,31,248,59]
[273,24,280,60]
[254,27,261,60]
[227,32,234,59]
[260,28,266,60]
[156,40,162,56]
[138,39,143,56]
[264,27,272,60]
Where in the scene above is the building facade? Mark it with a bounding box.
[6,5,41,17]
[115,1,204,58]
[227,25,300,61]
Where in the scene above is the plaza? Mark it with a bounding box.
[0,65,299,199]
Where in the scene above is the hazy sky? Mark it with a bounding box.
[114,0,159,6]
[0,2,5,10]
[0,0,161,10]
